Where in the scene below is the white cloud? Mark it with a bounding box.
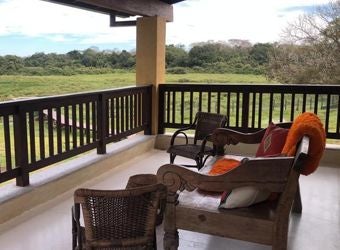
[0,0,332,47]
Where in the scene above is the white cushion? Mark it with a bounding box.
[218,186,271,209]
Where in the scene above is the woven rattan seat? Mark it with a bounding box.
[167,112,227,170]
[72,183,166,250]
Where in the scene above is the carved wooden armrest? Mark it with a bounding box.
[157,157,295,195]
[212,128,266,147]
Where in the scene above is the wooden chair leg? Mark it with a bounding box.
[71,207,77,250]
[170,154,176,164]
[292,182,302,213]
[272,219,289,250]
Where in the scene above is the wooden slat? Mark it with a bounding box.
[64,106,70,151]
[72,105,77,149]
[115,97,120,133]
[251,93,256,128]
[269,93,273,123]
[110,98,115,135]
[181,91,184,125]
[29,112,36,163]
[236,93,240,127]
[172,92,176,123]
[77,103,83,145]
[198,92,202,112]
[121,97,125,133]
[280,93,284,122]
[125,95,129,131]
[166,91,170,123]
[189,92,193,123]
[207,92,211,113]
[314,94,319,114]
[302,93,307,112]
[337,96,340,135]
[129,94,133,130]
[92,101,96,142]
[258,93,263,128]
[134,94,137,129]
[56,107,62,154]
[217,92,221,114]
[85,102,91,143]
[3,115,12,171]
[38,111,45,160]
[47,108,54,157]
[325,94,330,132]
[227,92,230,127]
[290,94,295,121]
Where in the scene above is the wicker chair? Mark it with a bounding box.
[72,183,166,250]
[167,112,227,170]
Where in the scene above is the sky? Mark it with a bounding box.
[0,0,331,56]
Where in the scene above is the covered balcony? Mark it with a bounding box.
[0,1,339,250]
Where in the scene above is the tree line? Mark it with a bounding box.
[0,42,271,76]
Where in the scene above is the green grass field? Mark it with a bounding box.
[0,73,270,101]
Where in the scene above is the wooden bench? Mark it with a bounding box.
[157,129,309,250]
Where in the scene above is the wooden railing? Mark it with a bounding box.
[158,83,340,140]
[0,85,152,186]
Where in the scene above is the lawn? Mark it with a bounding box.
[0,73,270,101]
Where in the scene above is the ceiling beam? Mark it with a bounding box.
[46,0,173,22]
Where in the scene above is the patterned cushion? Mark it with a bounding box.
[256,122,289,157]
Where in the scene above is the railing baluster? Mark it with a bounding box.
[78,103,84,146]
[207,92,211,113]
[47,108,54,157]
[280,93,284,122]
[198,92,202,112]
[39,110,45,160]
[337,95,340,136]
[269,93,273,123]
[227,92,230,127]
[251,93,256,128]
[92,101,97,143]
[217,92,221,114]
[181,91,184,125]
[72,105,77,149]
[314,94,319,114]
[258,93,263,128]
[64,105,70,151]
[3,115,12,171]
[241,92,249,130]
[130,94,133,130]
[325,94,330,133]
[28,111,36,163]
[110,98,115,135]
[189,91,193,123]
[97,94,106,154]
[121,96,125,132]
[85,102,91,143]
[290,94,295,121]
[125,95,129,131]
[56,107,62,154]
[116,97,120,134]
[302,93,307,113]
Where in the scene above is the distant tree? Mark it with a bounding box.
[250,43,273,65]
[166,44,188,67]
[268,0,340,83]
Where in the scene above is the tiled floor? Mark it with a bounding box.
[0,149,339,250]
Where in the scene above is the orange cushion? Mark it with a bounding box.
[282,112,326,175]
[208,158,240,175]
[256,122,289,157]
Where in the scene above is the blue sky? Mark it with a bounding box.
[0,0,330,56]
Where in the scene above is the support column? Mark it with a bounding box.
[136,16,166,135]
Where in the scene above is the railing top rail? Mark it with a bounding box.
[159,83,340,94]
[0,84,152,108]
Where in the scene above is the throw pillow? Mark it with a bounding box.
[219,187,271,209]
[208,158,240,175]
[256,122,289,157]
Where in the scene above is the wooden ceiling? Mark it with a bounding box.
[45,0,187,24]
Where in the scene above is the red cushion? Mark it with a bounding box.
[256,122,289,157]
